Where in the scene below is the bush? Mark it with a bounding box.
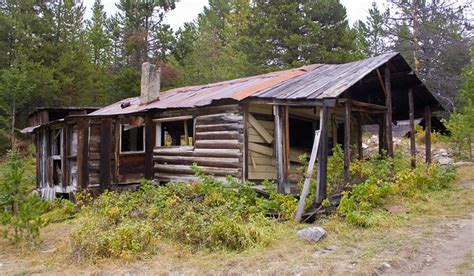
[337,154,455,228]
[71,172,298,260]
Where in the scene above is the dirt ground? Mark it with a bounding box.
[1,168,473,275]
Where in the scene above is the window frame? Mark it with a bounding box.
[119,123,146,154]
[154,115,194,148]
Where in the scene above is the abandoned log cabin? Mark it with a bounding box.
[24,52,443,200]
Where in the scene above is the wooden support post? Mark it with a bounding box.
[100,118,112,191]
[425,106,432,164]
[385,66,394,157]
[144,115,155,180]
[284,105,290,192]
[357,113,363,160]
[316,106,329,204]
[62,125,68,188]
[295,130,321,222]
[274,105,289,194]
[378,115,385,154]
[243,104,249,180]
[77,119,89,190]
[408,88,416,168]
[344,100,351,184]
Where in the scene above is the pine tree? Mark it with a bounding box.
[86,0,111,66]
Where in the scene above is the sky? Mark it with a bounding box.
[83,0,384,29]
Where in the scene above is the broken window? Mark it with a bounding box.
[155,117,194,147]
[50,128,62,186]
[120,125,145,153]
[289,117,317,150]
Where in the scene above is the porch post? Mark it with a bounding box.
[357,113,363,160]
[316,105,329,204]
[385,66,394,157]
[408,88,416,168]
[99,118,112,191]
[344,100,351,184]
[77,118,89,190]
[144,114,156,180]
[274,105,289,193]
[378,115,386,154]
[425,106,432,164]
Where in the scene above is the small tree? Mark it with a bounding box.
[0,150,48,244]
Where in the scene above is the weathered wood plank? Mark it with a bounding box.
[154,164,240,177]
[344,100,351,184]
[99,118,112,191]
[385,66,394,157]
[425,106,432,164]
[249,113,273,144]
[153,147,241,158]
[195,123,243,132]
[296,130,321,222]
[77,119,89,189]
[155,156,240,168]
[195,131,241,140]
[249,142,273,156]
[194,140,243,149]
[145,115,155,179]
[316,106,329,204]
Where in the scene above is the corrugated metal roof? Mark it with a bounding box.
[252,52,399,100]
[90,64,320,116]
[90,52,437,117]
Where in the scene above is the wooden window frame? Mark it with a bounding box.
[154,116,194,148]
[119,124,146,154]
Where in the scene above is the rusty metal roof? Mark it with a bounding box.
[90,52,440,117]
[252,52,399,100]
[90,64,320,116]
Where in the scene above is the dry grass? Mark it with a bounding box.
[1,165,474,275]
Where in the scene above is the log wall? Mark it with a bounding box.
[153,104,245,183]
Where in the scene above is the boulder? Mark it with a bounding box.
[435,156,453,165]
[297,226,326,242]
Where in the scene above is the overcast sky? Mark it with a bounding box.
[83,0,385,29]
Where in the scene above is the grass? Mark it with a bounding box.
[1,164,473,274]
[457,250,474,275]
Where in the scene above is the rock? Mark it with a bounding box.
[297,226,326,242]
[382,262,392,269]
[387,205,406,215]
[453,161,473,167]
[438,148,448,156]
[362,143,369,149]
[435,156,453,165]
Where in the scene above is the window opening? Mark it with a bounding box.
[157,119,194,147]
[121,125,145,152]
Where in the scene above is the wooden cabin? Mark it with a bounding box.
[24,52,442,200]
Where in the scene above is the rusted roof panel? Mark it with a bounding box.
[90,65,321,116]
[252,52,399,100]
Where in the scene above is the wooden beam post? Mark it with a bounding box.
[344,100,351,184]
[77,119,89,190]
[357,113,363,160]
[425,106,432,164]
[284,105,290,192]
[62,125,68,188]
[385,66,394,157]
[274,105,289,193]
[316,106,329,204]
[408,88,416,168]
[295,130,321,222]
[243,104,249,181]
[144,114,155,180]
[99,118,112,191]
[378,115,386,155]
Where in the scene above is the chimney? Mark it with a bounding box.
[140,62,161,105]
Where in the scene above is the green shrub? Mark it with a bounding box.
[0,150,48,244]
[338,154,455,228]
[71,173,298,260]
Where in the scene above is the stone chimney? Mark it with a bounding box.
[140,62,161,105]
